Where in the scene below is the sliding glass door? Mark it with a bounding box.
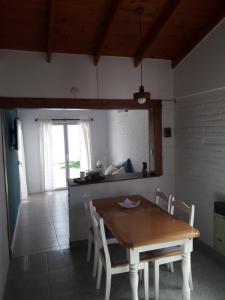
[67,125,81,179]
[52,124,67,189]
[52,123,81,190]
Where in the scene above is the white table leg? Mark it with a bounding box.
[129,263,139,300]
[182,252,191,300]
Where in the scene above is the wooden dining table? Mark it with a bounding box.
[93,194,200,300]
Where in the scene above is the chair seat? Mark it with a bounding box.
[100,245,152,268]
[111,258,129,268]
[105,226,114,239]
[140,246,181,262]
[112,253,160,268]
[99,248,126,267]
[90,226,114,239]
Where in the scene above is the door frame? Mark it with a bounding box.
[0,97,162,176]
[0,111,13,256]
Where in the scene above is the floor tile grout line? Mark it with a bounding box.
[13,191,69,258]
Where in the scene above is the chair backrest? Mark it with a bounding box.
[155,187,172,212]
[84,201,92,230]
[170,197,195,226]
[89,200,111,268]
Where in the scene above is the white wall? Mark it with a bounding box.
[107,110,149,172]
[0,50,175,200]
[175,89,225,247]
[0,112,9,299]
[174,19,225,98]
[0,50,173,99]
[174,18,225,247]
[18,109,109,194]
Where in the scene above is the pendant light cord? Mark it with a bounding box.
[96,65,100,99]
[140,12,143,86]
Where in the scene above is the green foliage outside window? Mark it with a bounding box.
[59,161,80,169]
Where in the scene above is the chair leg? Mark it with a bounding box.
[87,236,92,262]
[144,263,149,300]
[154,262,160,300]
[96,258,103,290]
[169,262,174,273]
[105,272,111,300]
[92,241,98,277]
[189,268,193,290]
[139,269,143,281]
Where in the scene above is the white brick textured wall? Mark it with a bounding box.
[107,110,149,172]
[175,88,225,247]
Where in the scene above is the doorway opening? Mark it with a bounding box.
[7,109,95,257]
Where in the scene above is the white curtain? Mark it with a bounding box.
[80,121,94,172]
[39,120,54,192]
[17,119,28,200]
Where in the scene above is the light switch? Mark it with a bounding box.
[164,127,171,138]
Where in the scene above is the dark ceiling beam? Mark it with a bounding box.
[0,97,161,110]
[93,0,121,65]
[172,8,225,68]
[133,0,181,67]
[47,0,55,63]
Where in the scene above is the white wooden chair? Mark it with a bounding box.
[90,201,150,300]
[153,197,195,300]
[84,201,118,278]
[154,188,174,273]
[154,187,172,212]
[84,201,97,277]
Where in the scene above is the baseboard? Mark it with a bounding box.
[194,238,225,266]
[11,202,21,254]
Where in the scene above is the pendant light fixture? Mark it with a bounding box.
[133,7,151,104]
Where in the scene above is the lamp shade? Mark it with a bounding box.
[133,85,151,104]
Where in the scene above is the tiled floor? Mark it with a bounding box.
[13,191,69,257]
[9,192,225,299]
[4,242,225,300]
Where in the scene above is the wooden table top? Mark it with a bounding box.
[93,195,200,249]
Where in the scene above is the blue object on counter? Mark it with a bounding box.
[116,158,134,173]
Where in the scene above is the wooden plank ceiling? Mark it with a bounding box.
[0,0,224,68]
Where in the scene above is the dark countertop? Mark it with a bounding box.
[68,172,158,187]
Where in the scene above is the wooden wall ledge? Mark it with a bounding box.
[0,97,161,110]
